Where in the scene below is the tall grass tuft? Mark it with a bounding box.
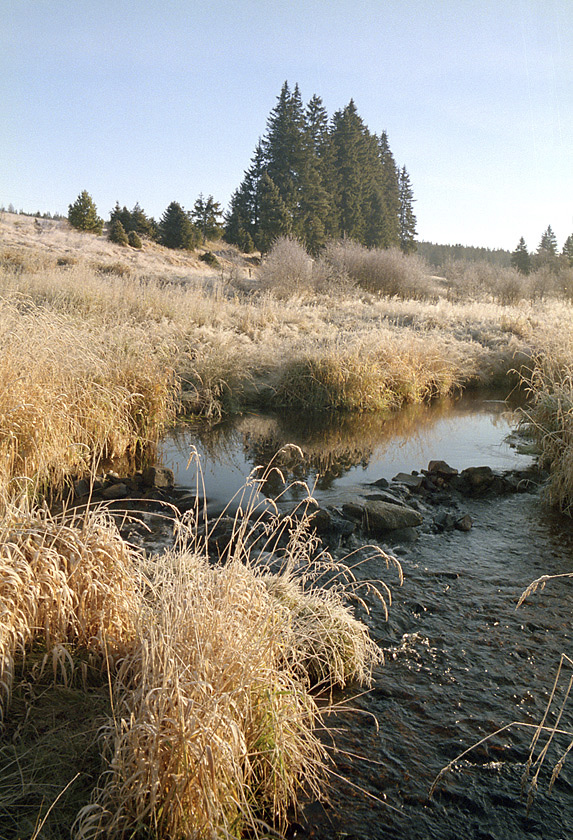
[0,299,177,501]
[0,503,141,722]
[520,352,573,512]
[276,337,459,412]
[73,463,399,839]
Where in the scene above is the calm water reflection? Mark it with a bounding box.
[160,391,533,508]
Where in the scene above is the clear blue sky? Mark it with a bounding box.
[1,0,571,251]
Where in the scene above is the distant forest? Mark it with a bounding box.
[225,82,416,255]
[416,241,511,269]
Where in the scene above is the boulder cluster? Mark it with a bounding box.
[70,459,545,560]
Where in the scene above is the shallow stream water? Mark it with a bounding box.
[160,394,573,840]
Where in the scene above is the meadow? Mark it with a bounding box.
[1,211,573,837]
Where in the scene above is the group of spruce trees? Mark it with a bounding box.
[67,191,224,250]
[511,226,573,275]
[225,82,416,256]
[67,82,417,257]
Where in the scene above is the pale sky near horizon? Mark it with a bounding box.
[1,0,571,251]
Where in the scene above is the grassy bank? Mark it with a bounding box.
[0,491,399,838]
[4,217,573,498]
[3,213,573,835]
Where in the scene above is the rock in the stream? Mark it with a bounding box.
[142,466,175,489]
[433,510,458,532]
[392,472,424,491]
[426,460,458,478]
[370,476,390,489]
[365,491,410,507]
[362,499,423,535]
[455,513,473,532]
[102,482,129,500]
[307,507,333,535]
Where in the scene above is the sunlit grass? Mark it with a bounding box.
[0,472,400,839]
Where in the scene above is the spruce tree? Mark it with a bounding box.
[192,194,224,244]
[535,225,559,272]
[158,202,199,250]
[128,230,143,249]
[305,94,330,156]
[329,101,369,241]
[263,82,307,222]
[398,166,417,254]
[563,234,573,267]
[376,132,401,247]
[538,225,558,255]
[255,172,290,253]
[68,190,104,234]
[108,218,129,246]
[110,202,132,231]
[225,141,265,250]
[510,237,531,275]
[130,202,157,239]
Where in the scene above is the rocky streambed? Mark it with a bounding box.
[68,398,573,839]
[70,455,546,565]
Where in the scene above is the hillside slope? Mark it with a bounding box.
[0,211,256,283]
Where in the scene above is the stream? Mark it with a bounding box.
[159,393,573,840]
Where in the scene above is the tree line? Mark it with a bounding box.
[225,81,416,255]
[66,191,225,250]
[511,226,573,274]
[65,81,417,257]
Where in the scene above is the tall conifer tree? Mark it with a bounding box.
[511,237,531,275]
[255,172,290,253]
[398,166,417,253]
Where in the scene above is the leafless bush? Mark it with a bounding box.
[527,266,561,302]
[559,268,573,303]
[258,236,315,297]
[443,259,528,304]
[320,240,434,299]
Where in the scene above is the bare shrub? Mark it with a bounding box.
[527,266,559,302]
[495,267,527,305]
[442,260,528,304]
[258,236,314,297]
[321,240,434,299]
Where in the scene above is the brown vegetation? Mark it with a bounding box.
[2,209,573,835]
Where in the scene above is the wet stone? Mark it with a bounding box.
[362,499,423,535]
[455,513,473,531]
[365,491,409,507]
[102,482,129,500]
[142,466,175,489]
[392,472,424,490]
[427,459,459,477]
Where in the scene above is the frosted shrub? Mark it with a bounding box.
[258,236,314,297]
[321,240,434,299]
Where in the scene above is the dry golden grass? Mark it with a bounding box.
[1,466,399,839]
[4,214,573,503]
[0,296,177,501]
[0,503,141,724]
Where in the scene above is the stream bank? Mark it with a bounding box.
[70,393,573,839]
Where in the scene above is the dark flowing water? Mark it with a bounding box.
[160,394,573,840]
